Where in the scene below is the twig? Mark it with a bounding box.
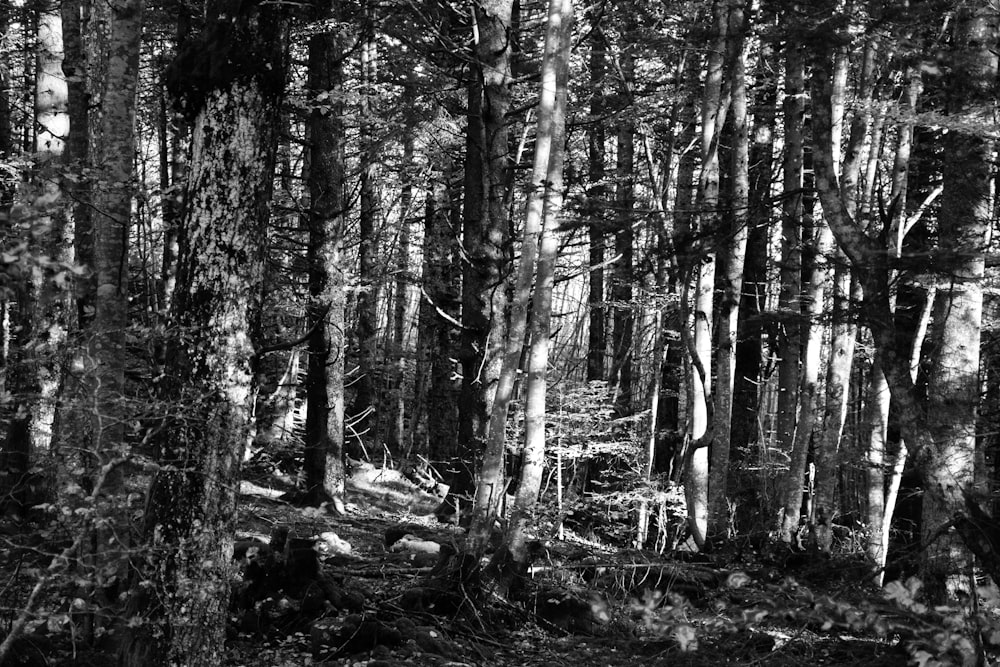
[253,302,332,358]
[0,456,131,665]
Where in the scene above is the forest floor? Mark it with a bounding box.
[222,461,946,667]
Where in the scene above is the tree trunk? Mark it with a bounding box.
[414,167,461,462]
[303,13,346,507]
[586,9,606,383]
[609,47,634,417]
[390,129,414,454]
[468,0,570,552]
[779,218,830,542]
[489,0,572,593]
[730,6,774,494]
[684,0,729,548]
[352,22,378,450]
[120,3,287,663]
[812,35,877,522]
[918,5,992,597]
[868,66,922,579]
[708,0,748,538]
[2,0,70,517]
[774,32,804,463]
[440,0,513,522]
[809,4,993,600]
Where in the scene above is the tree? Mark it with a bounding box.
[685,0,730,548]
[585,7,606,383]
[121,2,289,662]
[707,0,749,538]
[303,2,347,508]
[809,0,995,599]
[438,0,514,522]
[488,0,572,592]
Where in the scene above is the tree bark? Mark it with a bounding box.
[439,0,513,522]
[779,217,830,542]
[609,41,634,417]
[121,3,288,662]
[774,28,804,463]
[390,129,414,454]
[685,0,729,548]
[1,0,70,517]
[303,8,346,507]
[812,33,878,522]
[352,21,378,450]
[585,8,606,383]
[708,0,748,538]
[489,0,572,593]
[468,0,569,552]
[809,4,994,600]
[918,4,992,598]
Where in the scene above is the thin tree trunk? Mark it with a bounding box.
[610,42,634,417]
[586,8,606,383]
[868,65,922,577]
[468,0,569,552]
[774,32,804,462]
[440,0,513,522]
[490,0,572,592]
[391,130,414,454]
[303,11,347,507]
[708,0,748,538]
[812,33,877,522]
[685,0,729,548]
[352,21,378,448]
[779,218,830,542]
[2,0,70,517]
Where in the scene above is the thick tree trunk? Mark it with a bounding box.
[120,3,287,663]
[810,4,993,600]
[731,9,774,487]
[413,169,461,461]
[918,5,992,595]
